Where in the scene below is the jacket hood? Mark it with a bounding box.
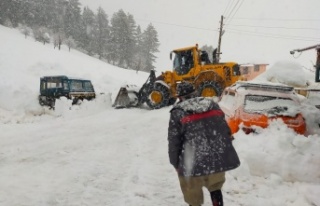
[173,97,218,113]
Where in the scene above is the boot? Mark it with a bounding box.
[210,190,223,206]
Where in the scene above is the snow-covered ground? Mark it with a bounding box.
[0,25,319,206]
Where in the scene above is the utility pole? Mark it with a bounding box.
[217,15,224,62]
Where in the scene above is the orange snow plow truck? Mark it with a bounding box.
[113,44,244,109]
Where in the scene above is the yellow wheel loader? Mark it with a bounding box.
[113,44,244,109]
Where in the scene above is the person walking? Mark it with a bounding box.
[168,82,240,206]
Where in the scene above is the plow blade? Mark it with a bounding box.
[112,85,140,108]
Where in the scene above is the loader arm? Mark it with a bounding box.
[113,69,160,108]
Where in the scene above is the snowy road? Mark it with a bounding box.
[1,102,319,206]
[0,25,319,206]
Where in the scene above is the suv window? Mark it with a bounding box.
[63,80,69,90]
[84,81,94,91]
[70,80,83,91]
[47,82,62,88]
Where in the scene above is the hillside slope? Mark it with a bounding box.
[0,25,149,120]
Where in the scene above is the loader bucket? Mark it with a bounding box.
[112,85,139,108]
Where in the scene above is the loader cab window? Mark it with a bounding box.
[84,81,94,92]
[173,53,181,72]
[173,50,194,75]
[233,64,241,76]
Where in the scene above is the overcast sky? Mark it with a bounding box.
[79,0,320,72]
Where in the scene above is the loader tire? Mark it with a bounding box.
[146,83,170,109]
[198,81,222,97]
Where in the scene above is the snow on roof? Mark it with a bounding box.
[254,60,309,87]
[240,63,269,67]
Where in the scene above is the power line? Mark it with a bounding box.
[224,0,240,21]
[135,18,219,32]
[226,24,320,31]
[135,17,320,42]
[228,17,320,22]
[225,0,244,25]
[226,28,320,41]
[223,0,234,17]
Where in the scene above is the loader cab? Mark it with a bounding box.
[171,49,194,75]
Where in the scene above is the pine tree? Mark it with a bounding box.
[125,14,138,68]
[64,0,81,41]
[109,9,137,68]
[32,0,49,28]
[80,6,96,55]
[0,0,160,69]
[141,24,159,72]
[93,7,110,60]
[0,0,21,27]
[19,0,36,27]
[33,27,50,45]
[134,25,144,71]
[65,36,76,51]
[51,0,68,34]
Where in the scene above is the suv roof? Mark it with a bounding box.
[235,81,294,92]
[232,81,294,92]
[40,75,91,81]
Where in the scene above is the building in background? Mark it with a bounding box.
[240,64,268,80]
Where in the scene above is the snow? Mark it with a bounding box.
[0,25,320,206]
[255,61,310,87]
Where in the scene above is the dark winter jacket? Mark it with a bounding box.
[168,97,240,177]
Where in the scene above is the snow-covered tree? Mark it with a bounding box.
[18,25,32,39]
[93,7,110,60]
[0,0,160,68]
[51,0,67,34]
[53,32,65,50]
[140,24,159,72]
[79,6,96,55]
[0,0,21,27]
[109,9,137,68]
[64,0,81,41]
[133,25,144,72]
[33,27,50,45]
[65,36,76,51]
